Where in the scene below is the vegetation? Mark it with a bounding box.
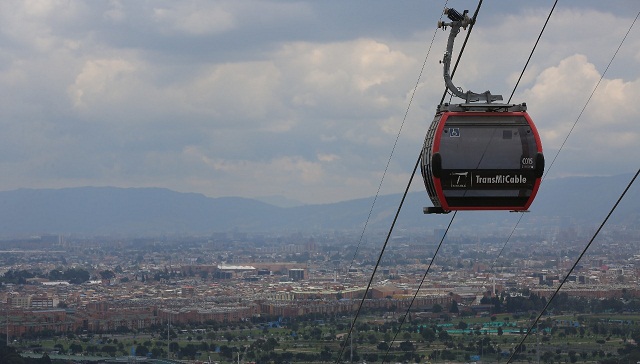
[8,305,640,363]
[0,268,90,285]
[1,341,51,364]
[7,286,640,362]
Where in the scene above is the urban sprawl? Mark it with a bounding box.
[1,224,639,362]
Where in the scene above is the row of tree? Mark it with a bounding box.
[0,268,90,285]
[479,292,640,314]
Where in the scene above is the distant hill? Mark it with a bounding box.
[0,173,636,236]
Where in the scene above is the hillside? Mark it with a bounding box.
[0,173,636,236]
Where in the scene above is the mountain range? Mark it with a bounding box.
[0,173,637,237]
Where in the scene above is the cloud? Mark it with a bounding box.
[183,61,284,128]
[180,146,328,198]
[0,1,638,205]
[276,39,416,115]
[61,35,422,171]
[522,54,640,176]
[152,3,236,36]
[317,153,339,163]
[69,58,138,110]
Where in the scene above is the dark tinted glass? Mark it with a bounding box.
[439,115,537,170]
[437,114,539,207]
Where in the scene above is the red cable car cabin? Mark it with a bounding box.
[421,103,544,213]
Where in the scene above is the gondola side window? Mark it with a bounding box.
[439,116,538,171]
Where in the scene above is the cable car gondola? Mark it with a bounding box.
[421,8,544,214]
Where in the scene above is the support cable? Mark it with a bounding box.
[505,10,640,362]
[506,169,639,364]
[507,0,558,103]
[363,5,637,363]
[337,0,483,342]
[382,211,457,363]
[484,0,560,299]
[387,0,579,358]
[489,1,637,294]
[336,153,421,363]
[544,9,640,178]
[440,0,483,105]
[346,1,448,275]
[376,0,486,358]
[337,3,468,360]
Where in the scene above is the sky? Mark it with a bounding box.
[0,1,639,205]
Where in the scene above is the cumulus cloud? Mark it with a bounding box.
[0,1,638,203]
[277,39,415,114]
[522,54,640,177]
[69,58,139,110]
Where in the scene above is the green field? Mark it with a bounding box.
[13,312,640,363]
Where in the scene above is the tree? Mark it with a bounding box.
[62,268,90,284]
[541,351,554,363]
[219,345,233,359]
[102,345,117,357]
[39,352,52,364]
[449,300,459,314]
[490,296,502,313]
[310,327,323,340]
[421,327,436,342]
[264,337,279,351]
[99,270,115,280]
[320,346,333,361]
[53,343,66,354]
[377,342,389,351]
[151,347,165,358]
[363,353,379,362]
[135,345,149,357]
[432,304,443,313]
[580,351,588,360]
[399,340,415,352]
[568,350,578,363]
[180,344,198,359]
[69,343,83,354]
[0,342,26,364]
[367,333,378,344]
[199,341,209,351]
[438,330,451,341]
[1,269,35,284]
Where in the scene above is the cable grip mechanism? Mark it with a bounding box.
[438,8,503,104]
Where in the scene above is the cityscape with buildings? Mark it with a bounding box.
[1,221,640,362]
[0,0,639,363]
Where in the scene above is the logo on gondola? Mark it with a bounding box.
[449,171,469,187]
[449,128,460,137]
[475,174,528,185]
